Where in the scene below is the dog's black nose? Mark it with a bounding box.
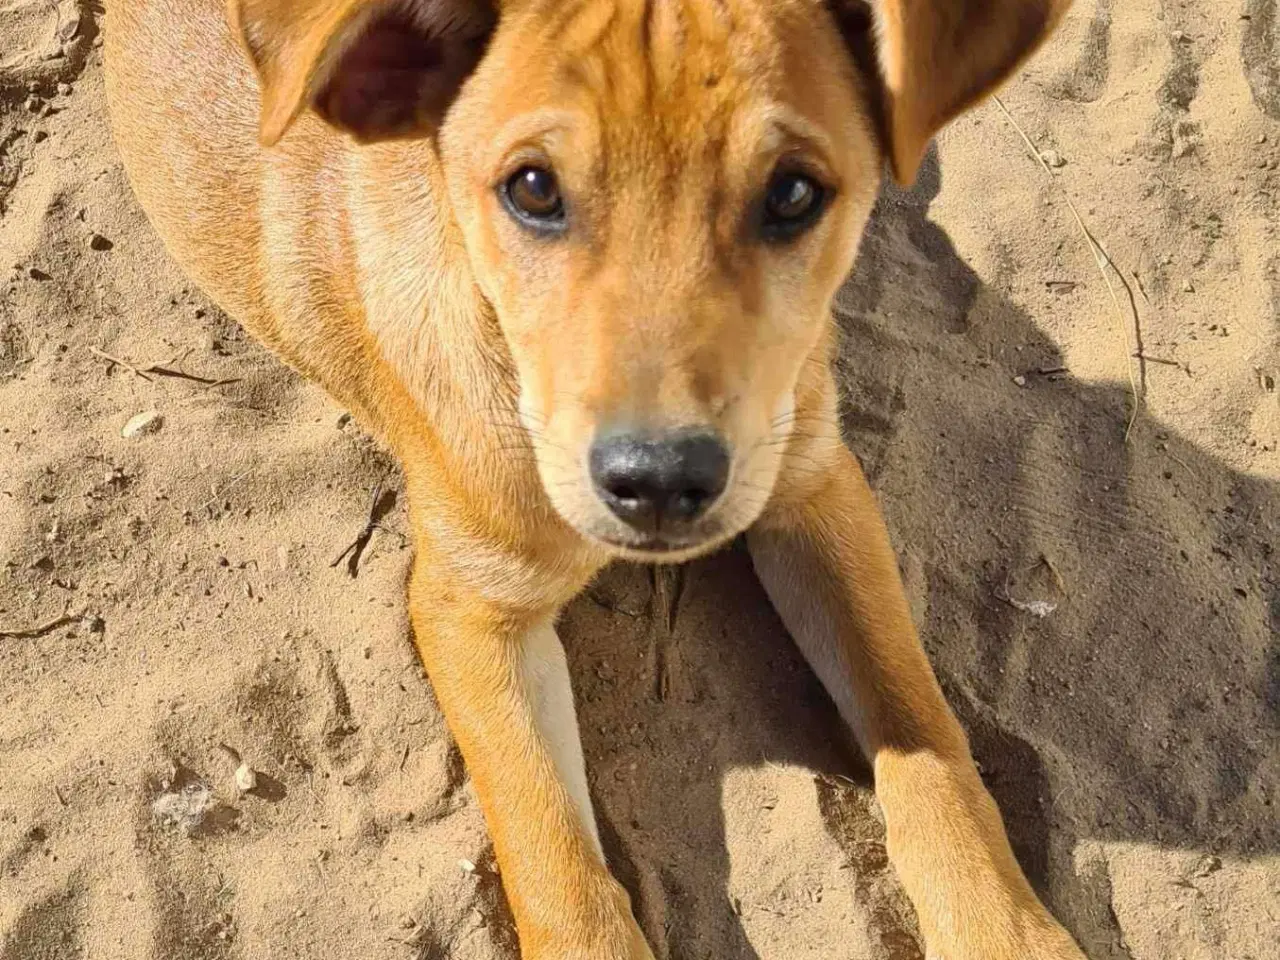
[589,431,730,532]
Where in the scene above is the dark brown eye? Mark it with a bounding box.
[762,171,826,239]
[504,166,564,227]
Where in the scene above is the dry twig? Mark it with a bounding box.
[1133,353,1184,369]
[89,346,153,382]
[0,607,84,639]
[993,96,1143,441]
[330,477,399,577]
[90,346,238,388]
[143,363,242,388]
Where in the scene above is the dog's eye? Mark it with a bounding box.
[503,166,565,228]
[762,171,827,239]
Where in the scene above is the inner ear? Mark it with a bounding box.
[313,3,495,144]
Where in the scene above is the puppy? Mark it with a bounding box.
[104,0,1086,956]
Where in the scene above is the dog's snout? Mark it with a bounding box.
[590,431,730,531]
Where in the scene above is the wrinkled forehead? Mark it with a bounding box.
[538,0,780,103]
[481,0,841,163]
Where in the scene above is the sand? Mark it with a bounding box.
[1,1,1278,958]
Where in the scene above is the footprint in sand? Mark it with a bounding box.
[1243,0,1280,119]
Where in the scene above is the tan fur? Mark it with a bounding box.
[103,0,1083,956]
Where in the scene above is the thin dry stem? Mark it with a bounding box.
[89,346,153,382]
[993,96,1142,441]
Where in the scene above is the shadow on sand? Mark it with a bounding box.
[561,149,1279,960]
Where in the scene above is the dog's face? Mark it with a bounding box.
[234,0,1069,559]
[439,0,879,558]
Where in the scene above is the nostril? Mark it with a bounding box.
[606,483,640,504]
[673,489,711,521]
[589,430,730,532]
[672,435,730,505]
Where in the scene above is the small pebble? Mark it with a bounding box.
[1012,375,1028,387]
[459,858,477,874]
[1040,149,1066,168]
[121,410,163,438]
[234,763,257,793]
[89,233,114,252]
[1194,855,1222,877]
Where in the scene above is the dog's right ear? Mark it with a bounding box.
[228,0,497,147]
[829,0,1071,185]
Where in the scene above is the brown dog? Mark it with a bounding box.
[104,0,1085,956]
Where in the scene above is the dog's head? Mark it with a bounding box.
[231,0,1068,560]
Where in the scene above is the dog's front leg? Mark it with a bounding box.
[408,558,653,960]
[748,445,1085,960]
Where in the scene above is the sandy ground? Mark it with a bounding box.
[2,1,1278,958]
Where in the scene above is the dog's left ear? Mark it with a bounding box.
[831,0,1072,185]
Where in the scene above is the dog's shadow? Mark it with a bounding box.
[560,149,1280,959]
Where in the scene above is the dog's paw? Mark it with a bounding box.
[925,914,1088,960]
[528,941,655,960]
[525,916,656,960]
